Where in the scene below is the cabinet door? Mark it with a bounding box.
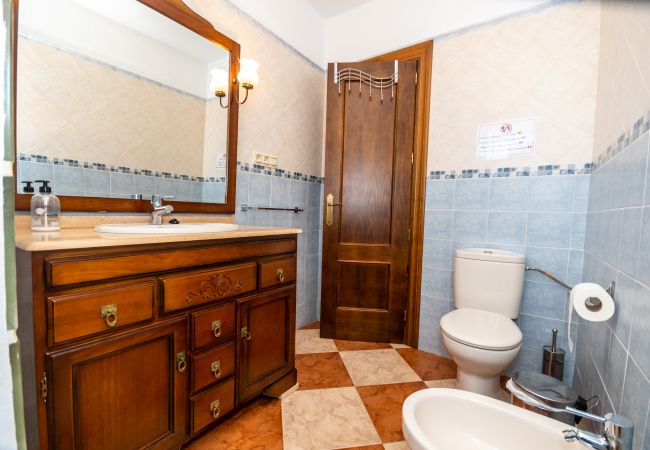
[236,286,296,403]
[46,318,188,450]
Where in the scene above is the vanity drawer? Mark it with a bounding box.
[48,281,154,344]
[161,263,257,313]
[259,256,296,289]
[191,341,235,393]
[191,302,236,351]
[191,378,235,434]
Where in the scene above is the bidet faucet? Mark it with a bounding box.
[151,194,174,225]
[506,378,634,450]
[562,414,633,450]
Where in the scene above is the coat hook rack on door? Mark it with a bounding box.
[333,60,399,102]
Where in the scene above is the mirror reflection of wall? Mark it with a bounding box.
[16,0,230,203]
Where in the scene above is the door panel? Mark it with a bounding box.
[336,262,389,309]
[321,60,417,343]
[46,319,187,450]
[236,286,295,403]
[340,85,396,245]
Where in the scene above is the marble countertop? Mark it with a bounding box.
[15,224,302,252]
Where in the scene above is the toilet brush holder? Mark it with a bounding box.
[542,329,565,381]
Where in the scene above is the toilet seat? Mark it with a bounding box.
[440,308,522,351]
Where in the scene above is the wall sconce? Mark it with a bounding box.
[210,58,259,108]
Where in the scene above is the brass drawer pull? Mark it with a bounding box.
[241,327,252,341]
[210,399,220,419]
[99,304,118,327]
[276,268,285,282]
[211,360,222,379]
[211,320,222,338]
[176,351,187,373]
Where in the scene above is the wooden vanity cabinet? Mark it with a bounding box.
[46,318,188,450]
[237,286,296,403]
[17,234,298,450]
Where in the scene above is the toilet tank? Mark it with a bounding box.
[453,248,525,319]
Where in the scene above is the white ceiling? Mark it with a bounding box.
[305,0,374,18]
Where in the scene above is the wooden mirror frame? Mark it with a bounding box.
[13,0,240,214]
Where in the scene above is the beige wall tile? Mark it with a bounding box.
[428,1,601,172]
[17,38,208,177]
[184,0,326,177]
[593,0,650,160]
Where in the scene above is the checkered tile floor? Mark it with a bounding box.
[189,322,486,450]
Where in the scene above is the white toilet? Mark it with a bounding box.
[440,248,525,397]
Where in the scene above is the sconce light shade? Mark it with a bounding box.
[209,68,229,97]
[237,58,259,89]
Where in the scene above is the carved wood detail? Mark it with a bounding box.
[185,273,244,305]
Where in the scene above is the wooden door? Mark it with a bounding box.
[46,318,188,450]
[321,60,418,343]
[236,286,295,403]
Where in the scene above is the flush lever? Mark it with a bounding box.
[326,193,342,226]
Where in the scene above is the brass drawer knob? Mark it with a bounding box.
[210,399,220,419]
[99,304,118,327]
[276,268,285,282]
[240,327,252,341]
[211,360,222,379]
[176,351,187,373]
[211,320,222,338]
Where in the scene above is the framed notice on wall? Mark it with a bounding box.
[476,118,535,160]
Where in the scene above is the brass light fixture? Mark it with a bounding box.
[210,58,259,108]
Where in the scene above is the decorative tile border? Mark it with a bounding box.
[18,153,323,184]
[428,163,592,179]
[427,110,650,179]
[19,152,225,182]
[593,110,650,171]
[238,162,324,184]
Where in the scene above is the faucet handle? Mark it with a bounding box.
[151,194,175,207]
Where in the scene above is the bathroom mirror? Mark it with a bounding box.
[13,0,240,213]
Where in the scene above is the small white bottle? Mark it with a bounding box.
[31,180,61,232]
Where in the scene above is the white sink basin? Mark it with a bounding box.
[95,223,239,235]
[403,388,582,450]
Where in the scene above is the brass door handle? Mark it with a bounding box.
[276,268,285,282]
[100,304,118,327]
[211,360,222,379]
[241,327,252,341]
[176,351,187,373]
[210,399,220,419]
[326,193,342,226]
[211,320,222,338]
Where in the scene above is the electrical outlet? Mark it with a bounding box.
[253,152,278,167]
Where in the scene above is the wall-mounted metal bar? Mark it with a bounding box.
[526,266,574,291]
[240,204,303,213]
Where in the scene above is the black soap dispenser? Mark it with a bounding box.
[21,181,34,194]
[31,180,61,231]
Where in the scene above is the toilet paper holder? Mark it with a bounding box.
[525,266,615,310]
[584,281,615,312]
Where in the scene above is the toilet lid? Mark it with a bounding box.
[440,308,522,351]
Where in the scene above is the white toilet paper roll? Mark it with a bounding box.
[567,283,615,352]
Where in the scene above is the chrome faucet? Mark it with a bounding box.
[506,378,634,450]
[562,412,633,450]
[151,194,174,225]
